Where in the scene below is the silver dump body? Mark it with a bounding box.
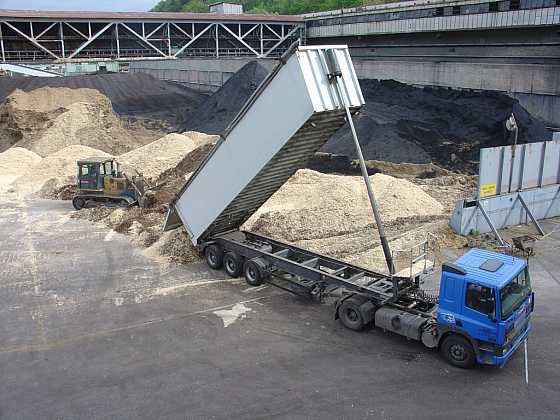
[164,45,365,245]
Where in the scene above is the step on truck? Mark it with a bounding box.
[163,44,533,368]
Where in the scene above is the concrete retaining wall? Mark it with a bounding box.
[450,185,560,236]
[129,58,276,92]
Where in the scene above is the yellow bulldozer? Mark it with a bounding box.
[72,157,153,210]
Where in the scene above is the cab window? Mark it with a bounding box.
[80,165,89,176]
[465,283,495,316]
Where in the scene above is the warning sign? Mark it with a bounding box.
[479,183,497,197]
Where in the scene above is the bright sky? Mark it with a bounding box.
[0,0,160,11]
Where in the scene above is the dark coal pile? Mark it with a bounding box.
[181,61,268,134]
[323,80,552,173]
[0,72,206,119]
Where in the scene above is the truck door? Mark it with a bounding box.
[461,283,498,343]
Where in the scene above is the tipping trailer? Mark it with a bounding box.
[164,45,533,368]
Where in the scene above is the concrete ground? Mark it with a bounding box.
[1,194,559,420]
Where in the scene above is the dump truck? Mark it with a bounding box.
[73,157,151,210]
[163,45,533,368]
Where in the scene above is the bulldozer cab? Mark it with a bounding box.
[77,158,119,192]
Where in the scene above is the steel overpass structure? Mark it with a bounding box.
[0,10,303,62]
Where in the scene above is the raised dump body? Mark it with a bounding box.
[163,45,364,245]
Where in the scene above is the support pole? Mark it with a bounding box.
[115,23,120,59]
[524,338,529,385]
[518,194,545,236]
[60,22,65,59]
[215,24,219,57]
[506,114,519,194]
[325,51,395,275]
[260,24,263,56]
[167,23,171,57]
[0,24,5,62]
[477,201,506,246]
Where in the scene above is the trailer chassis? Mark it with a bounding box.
[201,230,438,334]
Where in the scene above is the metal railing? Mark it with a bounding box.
[390,232,439,279]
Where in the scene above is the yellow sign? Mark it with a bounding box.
[479,183,497,197]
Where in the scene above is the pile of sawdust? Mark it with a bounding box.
[182,131,220,146]
[153,142,214,204]
[143,228,200,265]
[412,174,477,213]
[240,169,445,271]
[0,147,42,191]
[6,86,104,113]
[117,132,215,181]
[0,86,163,156]
[244,169,444,242]
[0,146,41,176]
[73,206,201,265]
[13,145,111,196]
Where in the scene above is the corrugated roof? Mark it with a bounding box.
[0,9,303,23]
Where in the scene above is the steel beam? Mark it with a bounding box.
[214,23,220,57]
[59,22,65,58]
[262,26,300,58]
[173,23,214,58]
[120,23,168,58]
[68,22,113,59]
[219,23,260,57]
[264,24,281,39]
[171,22,192,39]
[0,24,5,62]
[115,23,120,59]
[2,21,59,59]
[64,22,88,40]
[167,23,171,56]
[240,24,258,40]
[35,22,57,40]
[1,16,303,62]
[146,23,166,39]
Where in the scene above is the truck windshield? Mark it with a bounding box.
[500,268,531,320]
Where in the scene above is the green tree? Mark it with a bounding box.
[151,0,400,15]
[182,0,208,12]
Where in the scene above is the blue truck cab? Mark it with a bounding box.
[436,248,534,368]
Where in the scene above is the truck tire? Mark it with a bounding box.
[204,244,223,270]
[441,335,476,369]
[223,252,243,278]
[338,297,366,331]
[72,197,86,210]
[243,258,267,286]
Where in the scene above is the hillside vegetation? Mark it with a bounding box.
[152,0,395,15]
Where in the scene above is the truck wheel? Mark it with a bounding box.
[72,197,86,210]
[223,252,243,278]
[441,335,476,369]
[338,297,366,331]
[204,244,223,270]
[244,259,267,286]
